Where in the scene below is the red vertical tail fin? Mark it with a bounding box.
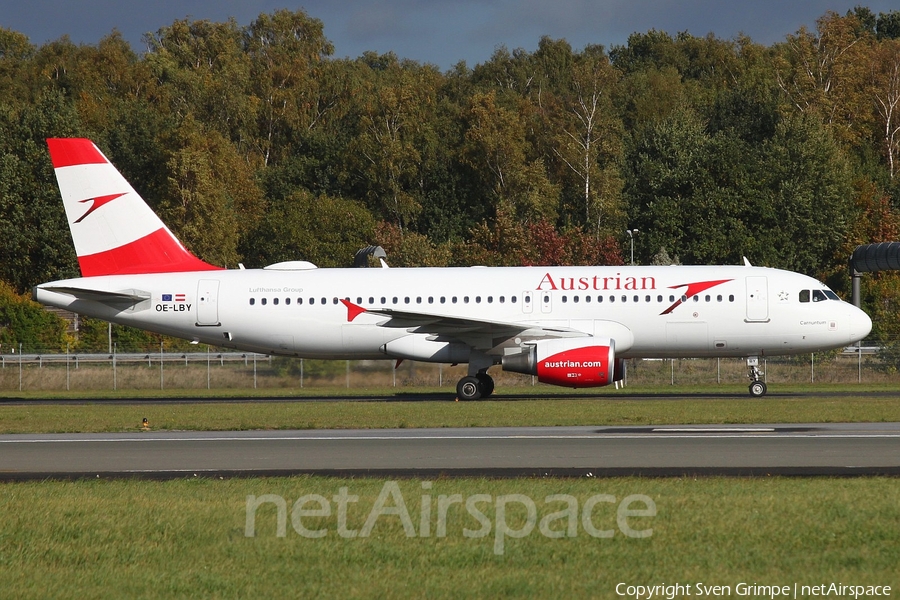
[47,138,222,276]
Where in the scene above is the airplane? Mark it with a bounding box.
[34,138,873,399]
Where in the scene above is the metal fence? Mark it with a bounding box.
[0,344,895,393]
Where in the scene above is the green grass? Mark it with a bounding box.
[1,381,898,401]
[0,476,897,598]
[1,391,899,434]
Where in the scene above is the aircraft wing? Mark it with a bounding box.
[341,300,588,351]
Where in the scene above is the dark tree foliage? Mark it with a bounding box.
[2,7,900,345]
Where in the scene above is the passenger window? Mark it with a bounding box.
[249,298,255,306]
[261,298,267,306]
[800,290,810,303]
[273,298,279,306]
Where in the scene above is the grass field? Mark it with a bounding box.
[1,388,899,433]
[0,476,897,598]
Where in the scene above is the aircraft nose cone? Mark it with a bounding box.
[849,307,872,343]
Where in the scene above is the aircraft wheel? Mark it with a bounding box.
[457,376,482,401]
[475,373,495,397]
[748,381,767,397]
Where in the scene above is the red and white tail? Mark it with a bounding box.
[46,138,221,277]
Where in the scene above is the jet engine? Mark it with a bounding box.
[501,337,624,387]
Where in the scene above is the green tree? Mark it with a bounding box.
[870,39,900,178]
[774,11,874,147]
[144,17,254,146]
[462,90,559,222]
[347,54,441,230]
[242,189,376,268]
[551,49,623,236]
[157,123,265,267]
[0,281,68,351]
[0,89,81,291]
[244,9,334,166]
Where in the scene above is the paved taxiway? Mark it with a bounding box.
[2,423,899,479]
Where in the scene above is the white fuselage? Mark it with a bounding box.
[34,264,872,361]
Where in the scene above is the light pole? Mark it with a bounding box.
[626,229,639,265]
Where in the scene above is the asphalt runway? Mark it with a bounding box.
[2,423,898,480]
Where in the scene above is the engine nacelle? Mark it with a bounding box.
[502,338,623,388]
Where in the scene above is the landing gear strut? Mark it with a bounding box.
[747,357,767,397]
[456,371,495,401]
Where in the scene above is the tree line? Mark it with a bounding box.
[3,6,900,352]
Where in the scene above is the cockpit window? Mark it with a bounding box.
[800,289,839,303]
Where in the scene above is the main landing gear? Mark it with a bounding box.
[456,371,495,401]
[747,357,767,397]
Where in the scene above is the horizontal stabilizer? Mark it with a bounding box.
[36,285,151,305]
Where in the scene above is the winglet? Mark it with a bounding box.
[340,299,368,322]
